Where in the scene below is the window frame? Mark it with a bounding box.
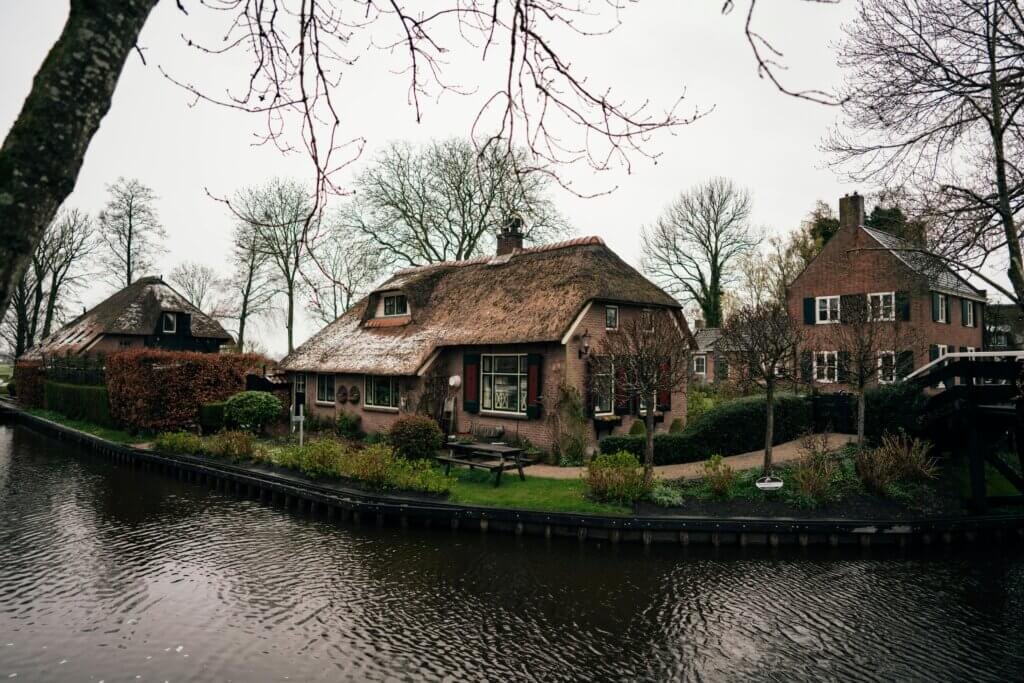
[315,374,336,404]
[162,312,177,334]
[868,291,895,322]
[293,374,306,393]
[592,358,615,416]
[877,351,896,384]
[693,354,707,375]
[383,294,409,317]
[814,350,838,383]
[605,305,619,331]
[480,353,528,415]
[815,296,840,324]
[937,294,948,323]
[364,375,400,409]
[964,301,975,327]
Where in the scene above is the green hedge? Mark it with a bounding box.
[600,393,812,465]
[199,402,226,434]
[864,383,927,444]
[43,381,115,427]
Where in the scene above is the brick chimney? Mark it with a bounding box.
[496,215,525,256]
[839,191,865,232]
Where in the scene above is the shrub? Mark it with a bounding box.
[628,419,647,436]
[273,444,306,469]
[209,430,256,461]
[224,391,283,433]
[199,402,226,434]
[880,432,938,481]
[388,415,443,460]
[386,457,453,495]
[336,412,363,439]
[297,439,347,478]
[855,446,898,494]
[364,431,386,445]
[668,418,684,434]
[13,362,44,408]
[703,454,736,497]
[155,431,209,455]
[791,438,838,507]
[43,381,115,427]
[648,481,685,507]
[864,383,928,444]
[585,451,650,504]
[340,443,395,488]
[106,350,268,432]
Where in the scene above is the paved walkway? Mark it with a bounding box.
[528,433,856,481]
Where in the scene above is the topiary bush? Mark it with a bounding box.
[199,402,226,434]
[388,414,443,460]
[585,451,650,504]
[336,412,363,439]
[668,417,684,434]
[42,381,115,427]
[224,391,283,433]
[628,419,646,436]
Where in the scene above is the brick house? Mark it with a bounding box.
[280,228,694,451]
[692,324,727,384]
[985,303,1024,350]
[786,193,986,388]
[19,276,232,360]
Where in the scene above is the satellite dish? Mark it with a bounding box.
[449,375,462,389]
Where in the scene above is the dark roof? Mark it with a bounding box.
[694,328,721,352]
[21,276,232,359]
[862,227,986,300]
[281,237,684,374]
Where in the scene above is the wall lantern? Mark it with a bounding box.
[577,329,591,359]
[449,375,462,389]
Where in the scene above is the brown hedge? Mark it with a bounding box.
[106,350,270,432]
[13,362,45,408]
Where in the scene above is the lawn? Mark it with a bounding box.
[447,468,631,515]
[26,408,141,445]
[955,453,1023,498]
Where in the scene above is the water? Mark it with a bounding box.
[1,422,1023,682]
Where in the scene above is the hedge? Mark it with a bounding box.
[13,362,45,408]
[43,381,115,427]
[106,349,268,432]
[599,393,812,465]
[199,402,226,434]
[863,382,928,444]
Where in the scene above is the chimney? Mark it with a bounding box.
[496,215,525,256]
[838,191,865,232]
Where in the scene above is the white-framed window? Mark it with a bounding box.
[316,374,335,404]
[814,351,837,383]
[816,296,840,324]
[868,292,895,321]
[605,305,619,330]
[365,376,400,408]
[878,351,896,384]
[592,360,615,416]
[293,374,306,393]
[937,295,948,323]
[693,354,707,375]
[383,294,408,317]
[965,301,976,327]
[481,354,528,414]
[937,344,948,357]
[162,312,177,333]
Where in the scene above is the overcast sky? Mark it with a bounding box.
[1,1,862,358]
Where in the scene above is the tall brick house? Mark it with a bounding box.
[280,228,694,451]
[786,193,986,388]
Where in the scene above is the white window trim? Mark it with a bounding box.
[693,354,707,375]
[364,375,401,409]
[868,291,895,322]
[605,305,619,331]
[965,302,975,327]
[937,295,948,323]
[315,374,335,405]
[877,351,896,384]
[162,312,177,334]
[382,294,409,317]
[593,359,615,417]
[816,296,840,324]
[480,353,528,416]
[293,374,306,392]
[814,350,838,384]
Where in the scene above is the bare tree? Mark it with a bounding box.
[169,262,225,315]
[719,302,803,477]
[225,220,277,351]
[234,178,312,354]
[642,178,761,327]
[97,178,166,287]
[591,308,692,486]
[342,139,570,267]
[828,0,1024,311]
[305,221,383,325]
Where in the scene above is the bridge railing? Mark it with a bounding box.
[903,350,1024,382]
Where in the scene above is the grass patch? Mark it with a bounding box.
[26,408,141,445]
[955,454,1023,498]
[0,364,11,380]
[447,468,631,515]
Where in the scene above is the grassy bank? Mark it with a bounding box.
[448,469,631,515]
[25,408,140,445]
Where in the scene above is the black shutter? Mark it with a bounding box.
[961,299,969,327]
[837,351,851,383]
[800,350,813,382]
[526,354,543,419]
[945,295,952,325]
[803,298,815,325]
[929,345,939,362]
[896,291,911,321]
[896,350,914,379]
[463,353,480,414]
[932,292,940,322]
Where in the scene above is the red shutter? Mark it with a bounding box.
[463,353,480,413]
[656,360,671,411]
[526,354,543,419]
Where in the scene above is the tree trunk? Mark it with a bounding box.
[644,396,656,487]
[286,285,295,353]
[763,383,774,475]
[0,0,158,318]
[857,389,866,448]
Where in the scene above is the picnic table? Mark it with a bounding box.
[436,441,528,487]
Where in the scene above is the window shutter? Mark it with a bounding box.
[945,296,952,325]
[929,345,938,362]
[803,298,815,325]
[614,367,630,415]
[896,291,911,321]
[837,351,850,383]
[526,354,543,419]
[463,353,480,413]
[961,299,969,327]
[656,360,671,412]
[896,350,914,379]
[931,292,940,322]
[800,350,813,382]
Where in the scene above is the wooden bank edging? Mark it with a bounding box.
[4,403,1023,549]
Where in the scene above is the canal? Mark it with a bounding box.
[1,421,1023,682]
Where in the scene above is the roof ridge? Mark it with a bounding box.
[392,235,606,276]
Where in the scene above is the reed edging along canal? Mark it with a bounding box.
[3,402,1023,549]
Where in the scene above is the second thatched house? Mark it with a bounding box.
[280,226,695,451]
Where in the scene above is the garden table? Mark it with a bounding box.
[436,442,528,487]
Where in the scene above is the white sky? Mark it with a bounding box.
[0,1,863,358]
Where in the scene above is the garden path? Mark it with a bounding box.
[527,433,857,481]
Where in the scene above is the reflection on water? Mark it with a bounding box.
[1,422,1022,682]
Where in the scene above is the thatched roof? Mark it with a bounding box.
[21,276,232,360]
[282,236,682,375]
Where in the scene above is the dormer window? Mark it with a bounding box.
[383,294,408,317]
[162,312,177,334]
